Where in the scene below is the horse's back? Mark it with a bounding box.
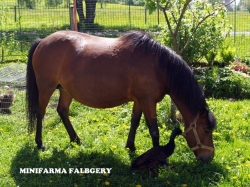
[32,31,166,108]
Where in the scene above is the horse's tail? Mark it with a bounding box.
[26,39,41,133]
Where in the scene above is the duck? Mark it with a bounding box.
[130,128,182,176]
[0,90,15,113]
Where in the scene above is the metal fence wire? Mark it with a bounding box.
[0,0,250,62]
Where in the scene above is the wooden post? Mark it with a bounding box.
[14,6,17,22]
[1,48,4,63]
[69,6,74,30]
[73,0,78,31]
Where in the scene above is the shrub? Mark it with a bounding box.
[45,0,63,7]
[205,50,217,66]
[219,45,236,65]
[157,1,228,64]
[195,67,250,99]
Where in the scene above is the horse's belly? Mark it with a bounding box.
[73,87,131,109]
[63,71,132,108]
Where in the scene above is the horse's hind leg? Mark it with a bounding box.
[57,89,80,144]
[126,102,142,151]
[36,89,55,151]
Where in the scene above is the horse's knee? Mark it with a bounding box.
[149,128,159,147]
[57,106,68,117]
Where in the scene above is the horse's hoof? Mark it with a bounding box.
[71,136,81,145]
[37,144,46,151]
[125,145,136,152]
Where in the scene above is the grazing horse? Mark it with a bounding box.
[26,30,216,162]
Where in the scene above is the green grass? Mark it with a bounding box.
[227,11,250,32]
[0,81,250,186]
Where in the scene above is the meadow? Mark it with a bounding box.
[0,80,250,187]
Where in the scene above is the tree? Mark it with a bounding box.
[45,0,63,7]
[18,0,37,9]
[242,0,250,12]
[146,0,228,63]
[76,0,98,28]
[145,0,230,121]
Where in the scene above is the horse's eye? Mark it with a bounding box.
[204,130,210,134]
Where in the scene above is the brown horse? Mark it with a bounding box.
[26,30,216,162]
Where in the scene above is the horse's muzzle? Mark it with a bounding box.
[196,152,214,163]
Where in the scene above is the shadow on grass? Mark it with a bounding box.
[10,143,130,187]
[10,143,228,187]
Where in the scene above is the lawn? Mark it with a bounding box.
[0,79,250,186]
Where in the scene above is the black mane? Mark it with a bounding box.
[120,31,212,122]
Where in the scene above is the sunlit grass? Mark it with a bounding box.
[0,85,250,186]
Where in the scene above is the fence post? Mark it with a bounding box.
[157,0,159,25]
[73,0,78,31]
[234,0,236,42]
[14,6,17,22]
[69,5,74,30]
[128,0,131,29]
[1,48,4,63]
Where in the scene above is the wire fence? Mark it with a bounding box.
[1,0,250,62]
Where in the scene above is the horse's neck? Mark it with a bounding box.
[169,94,194,125]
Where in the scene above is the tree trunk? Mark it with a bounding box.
[76,0,85,24]
[85,0,97,25]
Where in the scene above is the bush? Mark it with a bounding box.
[45,0,63,7]
[195,67,250,99]
[158,1,228,64]
[219,45,236,65]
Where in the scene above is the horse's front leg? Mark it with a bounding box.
[126,102,142,151]
[145,116,159,147]
[142,102,159,147]
[143,102,168,166]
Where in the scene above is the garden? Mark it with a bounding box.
[1,0,250,186]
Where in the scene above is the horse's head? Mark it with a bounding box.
[182,110,216,162]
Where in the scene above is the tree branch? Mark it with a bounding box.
[174,0,192,37]
[158,0,175,38]
[180,4,226,54]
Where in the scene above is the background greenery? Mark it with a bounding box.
[194,66,250,99]
[1,0,250,62]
